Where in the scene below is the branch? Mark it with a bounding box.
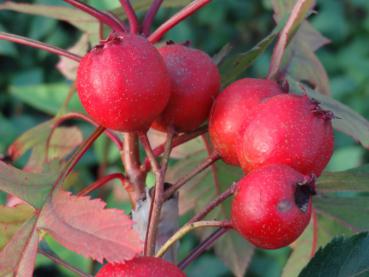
[142,125,208,172]
[188,182,236,224]
[39,248,92,277]
[119,0,139,34]
[163,151,220,200]
[140,130,174,256]
[142,0,164,36]
[77,172,132,194]
[178,227,229,270]
[63,0,126,33]
[45,113,123,163]
[155,220,232,258]
[121,133,146,202]
[148,0,212,43]
[0,32,81,62]
[311,208,318,257]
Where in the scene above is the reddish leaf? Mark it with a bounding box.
[0,217,39,277]
[0,204,35,250]
[57,34,89,80]
[0,162,55,208]
[38,190,142,263]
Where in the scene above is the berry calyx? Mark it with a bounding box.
[231,164,315,249]
[238,94,334,176]
[152,44,220,132]
[209,78,283,165]
[96,257,185,277]
[76,34,171,132]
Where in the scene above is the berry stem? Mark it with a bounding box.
[0,32,81,62]
[142,125,208,172]
[77,173,133,199]
[188,182,236,224]
[202,134,221,193]
[119,0,139,34]
[178,227,229,270]
[121,133,146,203]
[155,220,231,258]
[148,0,212,43]
[163,151,220,200]
[39,248,92,277]
[45,113,123,163]
[310,208,318,257]
[141,130,174,256]
[142,0,164,36]
[63,0,126,33]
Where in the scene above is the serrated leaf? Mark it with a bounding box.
[299,233,369,277]
[10,83,84,115]
[318,165,369,193]
[0,204,35,250]
[288,79,369,150]
[0,162,55,209]
[168,152,253,276]
[38,190,142,263]
[0,217,39,277]
[314,196,369,231]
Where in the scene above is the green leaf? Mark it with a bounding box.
[314,196,369,231]
[299,233,369,277]
[318,164,369,193]
[0,204,35,250]
[219,29,278,87]
[10,83,84,115]
[0,2,98,35]
[0,162,56,209]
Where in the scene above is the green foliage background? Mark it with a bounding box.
[0,0,369,276]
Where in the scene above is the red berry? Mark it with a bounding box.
[209,78,283,165]
[238,94,334,176]
[152,44,220,132]
[76,34,171,132]
[231,164,315,249]
[96,257,185,277]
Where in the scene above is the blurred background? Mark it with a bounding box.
[0,0,369,276]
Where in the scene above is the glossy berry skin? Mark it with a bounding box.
[209,78,283,165]
[231,164,315,249]
[77,34,171,132]
[96,257,185,277]
[152,44,221,132]
[238,94,334,176]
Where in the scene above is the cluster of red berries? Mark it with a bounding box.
[209,78,334,249]
[77,30,333,276]
[77,33,220,133]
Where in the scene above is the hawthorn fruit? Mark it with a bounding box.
[96,257,185,277]
[231,164,315,249]
[237,94,334,176]
[209,78,283,165]
[77,34,171,132]
[152,44,220,132]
